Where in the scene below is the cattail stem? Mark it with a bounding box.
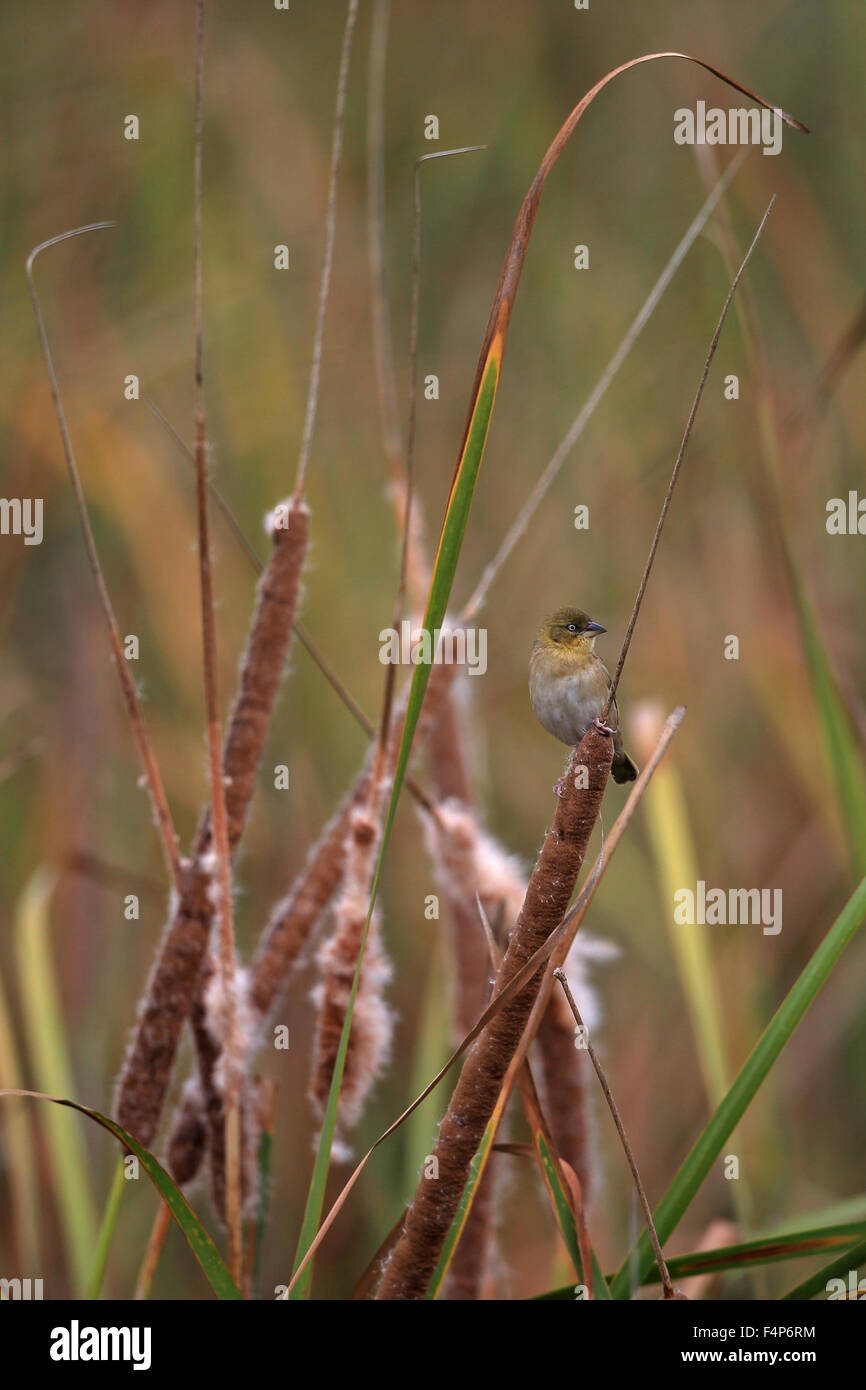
[134,1201,172,1301]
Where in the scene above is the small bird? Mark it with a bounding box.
[529,606,638,784]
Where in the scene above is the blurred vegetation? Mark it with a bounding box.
[1,0,865,1299]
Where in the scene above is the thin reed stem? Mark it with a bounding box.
[603,196,775,715]
[144,395,436,810]
[191,0,241,1283]
[366,0,403,481]
[293,0,360,501]
[553,969,675,1298]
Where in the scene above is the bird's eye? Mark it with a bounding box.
[567,623,577,633]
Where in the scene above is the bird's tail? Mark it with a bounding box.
[612,750,638,784]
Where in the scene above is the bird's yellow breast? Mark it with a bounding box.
[529,645,613,747]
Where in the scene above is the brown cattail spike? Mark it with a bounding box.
[209,500,310,857]
[114,861,213,1147]
[377,724,613,1299]
[167,1079,207,1187]
[309,802,394,1149]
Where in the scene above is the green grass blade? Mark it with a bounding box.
[0,963,41,1270]
[402,931,452,1196]
[427,1107,612,1299]
[610,869,866,1298]
[646,1222,866,1284]
[385,355,501,856]
[782,1235,866,1301]
[0,1088,241,1300]
[536,1131,583,1283]
[640,736,729,1102]
[708,202,866,878]
[14,868,99,1293]
[535,1131,612,1299]
[787,551,866,876]
[86,1159,127,1299]
[767,1194,866,1232]
[536,1220,866,1297]
[427,1117,493,1299]
[638,727,761,1259]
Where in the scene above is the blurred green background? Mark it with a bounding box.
[1,0,865,1299]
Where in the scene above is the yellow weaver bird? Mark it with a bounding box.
[529,606,638,785]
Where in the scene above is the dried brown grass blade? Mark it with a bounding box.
[26,223,181,889]
[460,149,748,624]
[450,52,803,499]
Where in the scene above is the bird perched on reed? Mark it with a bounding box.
[529,606,638,785]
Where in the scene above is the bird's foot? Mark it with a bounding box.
[553,771,569,798]
[593,716,615,736]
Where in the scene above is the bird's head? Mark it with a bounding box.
[537,607,607,656]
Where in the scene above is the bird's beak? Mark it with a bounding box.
[584,620,606,635]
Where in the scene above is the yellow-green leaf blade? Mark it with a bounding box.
[0,1089,241,1300]
[610,870,866,1298]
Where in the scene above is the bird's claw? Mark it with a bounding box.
[553,773,569,798]
[593,716,615,736]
